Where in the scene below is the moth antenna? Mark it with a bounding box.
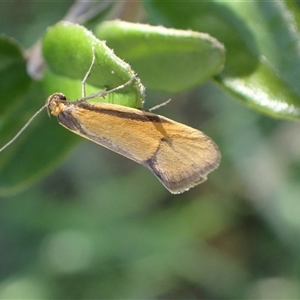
[0,104,47,153]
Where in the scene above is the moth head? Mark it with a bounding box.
[46,93,67,116]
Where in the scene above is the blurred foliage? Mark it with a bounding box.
[145,1,300,120]
[1,1,300,299]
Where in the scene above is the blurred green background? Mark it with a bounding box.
[1,1,300,299]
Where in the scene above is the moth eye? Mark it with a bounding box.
[58,94,67,101]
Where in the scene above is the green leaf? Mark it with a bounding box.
[0,33,79,196]
[95,20,225,93]
[42,21,145,108]
[0,34,32,116]
[144,1,300,120]
[0,82,81,196]
[43,70,108,103]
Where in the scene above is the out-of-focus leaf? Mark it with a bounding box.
[95,20,225,93]
[0,35,32,115]
[0,82,81,196]
[144,1,300,119]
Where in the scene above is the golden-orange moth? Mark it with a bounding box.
[0,49,220,194]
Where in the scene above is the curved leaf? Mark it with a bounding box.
[95,20,225,93]
[42,21,145,108]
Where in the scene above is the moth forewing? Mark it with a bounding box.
[48,96,220,194]
[149,127,220,193]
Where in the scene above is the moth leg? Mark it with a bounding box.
[81,46,96,98]
[147,99,172,112]
[80,73,138,102]
[78,45,138,103]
